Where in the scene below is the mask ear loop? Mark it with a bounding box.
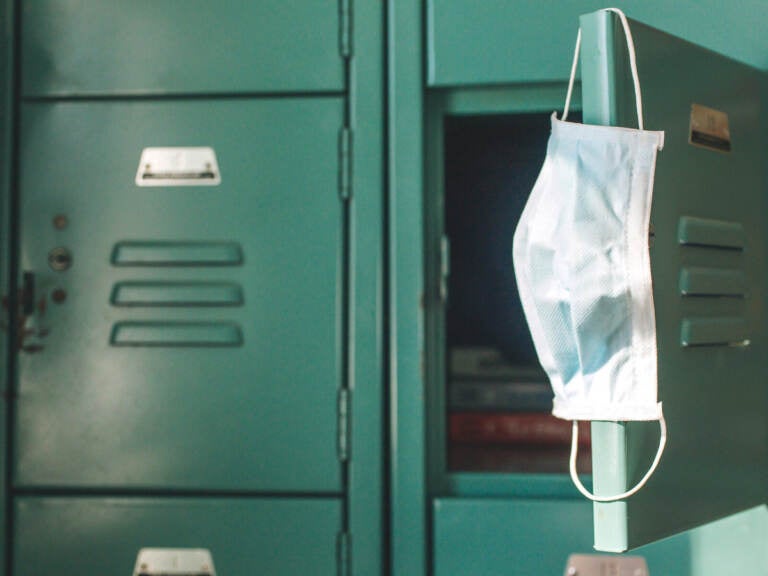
[561,28,581,122]
[569,415,667,502]
[562,7,644,130]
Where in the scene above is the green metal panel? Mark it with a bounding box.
[15,98,344,491]
[433,498,692,576]
[0,0,14,571]
[14,497,341,575]
[389,0,428,574]
[426,0,594,86]
[581,11,768,551]
[347,1,385,574]
[22,1,343,97]
[426,1,768,87]
[110,281,245,307]
[690,506,768,576]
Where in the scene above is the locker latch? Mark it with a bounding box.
[1,272,51,353]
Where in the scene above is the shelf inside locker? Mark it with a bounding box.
[443,112,589,475]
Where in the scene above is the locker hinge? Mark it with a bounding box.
[337,531,351,576]
[339,127,353,201]
[337,387,351,462]
[339,0,352,58]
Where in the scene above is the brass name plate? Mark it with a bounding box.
[689,103,731,152]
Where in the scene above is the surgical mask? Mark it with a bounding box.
[512,8,666,502]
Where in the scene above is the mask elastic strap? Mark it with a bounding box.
[569,413,667,502]
[563,7,644,130]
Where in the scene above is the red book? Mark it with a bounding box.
[449,412,591,446]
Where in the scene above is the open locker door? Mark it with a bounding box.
[579,10,768,552]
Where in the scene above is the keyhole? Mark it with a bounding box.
[48,247,73,272]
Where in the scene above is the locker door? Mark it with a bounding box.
[22,0,343,96]
[15,98,344,492]
[579,11,768,551]
[14,497,342,576]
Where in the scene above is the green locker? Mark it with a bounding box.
[22,0,344,96]
[2,0,389,574]
[14,497,341,575]
[16,98,344,491]
[580,10,768,552]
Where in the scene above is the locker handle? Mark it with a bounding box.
[135,147,221,187]
[140,169,217,181]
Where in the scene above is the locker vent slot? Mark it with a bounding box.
[678,267,746,298]
[680,318,749,348]
[112,241,243,267]
[677,216,744,250]
[111,282,243,307]
[111,322,243,347]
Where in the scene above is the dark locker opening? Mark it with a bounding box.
[442,112,590,474]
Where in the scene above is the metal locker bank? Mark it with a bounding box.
[0,1,383,574]
[0,1,765,575]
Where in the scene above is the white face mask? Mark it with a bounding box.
[512,8,666,502]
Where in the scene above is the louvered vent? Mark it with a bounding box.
[677,216,749,348]
[109,241,244,347]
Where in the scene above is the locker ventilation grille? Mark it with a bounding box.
[110,321,243,347]
[677,216,749,348]
[109,241,244,347]
[111,241,243,267]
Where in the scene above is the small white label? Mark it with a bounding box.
[136,147,221,187]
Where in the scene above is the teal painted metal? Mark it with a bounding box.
[110,241,244,266]
[433,498,693,576]
[389,0,427,574]
[689,506,768,576]
[427,0,593,86]
[22,1,344,96]
[15,98,344,491]
[439,84,581,116]
[347,1,385,573]
[581,11,768,551]
[14,497,341,575]
[0,0,13,571]
[446,473,583,499]
[426,0,768,87]
[677,217,745,249]
[109,322,244,347]
[110,282,245,307]
[678,268,746,298]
